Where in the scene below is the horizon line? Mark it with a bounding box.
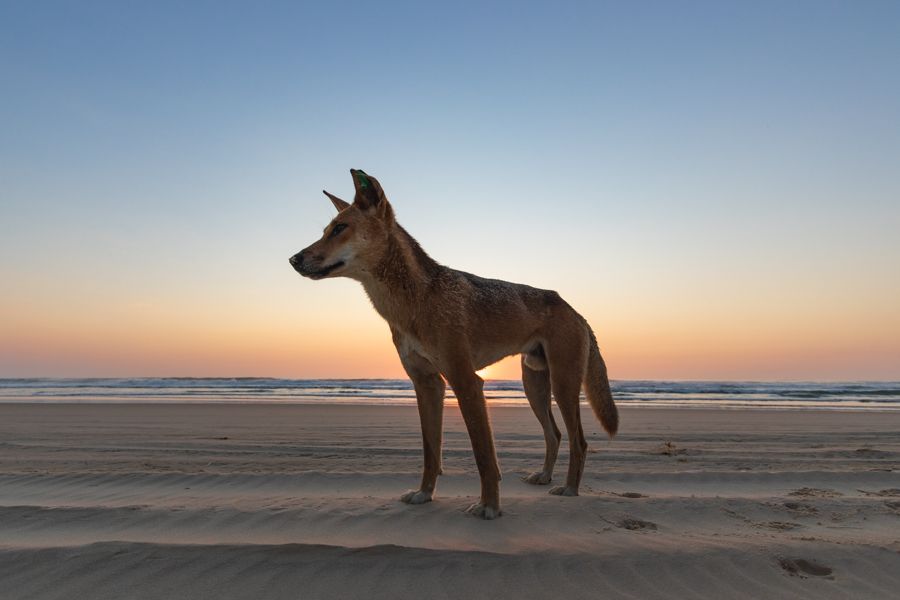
[2,376,898,384]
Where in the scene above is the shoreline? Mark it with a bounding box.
[1,398,900,412]
[4,379,898,413]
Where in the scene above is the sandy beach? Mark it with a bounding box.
[0,403,898,599]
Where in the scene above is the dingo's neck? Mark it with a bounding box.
[359,225,441,331]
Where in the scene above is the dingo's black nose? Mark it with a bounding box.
[290,252,305,267]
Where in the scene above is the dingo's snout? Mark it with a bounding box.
[290,248,345,280]
[289,251,306,273]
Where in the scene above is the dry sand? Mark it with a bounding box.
[0,403,898,599]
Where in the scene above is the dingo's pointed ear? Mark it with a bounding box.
[323,190,350,212]
[350,169,387,212]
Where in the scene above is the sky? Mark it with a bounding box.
[1,1,898,380]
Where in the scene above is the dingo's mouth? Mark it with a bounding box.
[305,261,345,279]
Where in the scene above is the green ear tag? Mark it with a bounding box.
[355,170,370,188]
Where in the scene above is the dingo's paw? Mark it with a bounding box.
[466,502,501,520]
[522,471,552,485]
[549,485,579,497]
[400,489,433,505]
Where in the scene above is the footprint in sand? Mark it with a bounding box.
[783,501,818,515]
[857,488,900,497]
[788,487,843,498]
[853,448,890,458]
[759,521,802,531]
[618,518,657,531]
[598,490,648,499]
[778,558,834,579]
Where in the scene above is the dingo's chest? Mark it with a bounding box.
[395,331,438,366]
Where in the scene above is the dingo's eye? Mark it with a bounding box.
[328,223,347,239]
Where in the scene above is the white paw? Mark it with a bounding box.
[400,489,433,505]
[549,485,579,497]
[522,471,552,485]
[466,502,502,520]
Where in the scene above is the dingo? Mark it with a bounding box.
[290,169,617,519]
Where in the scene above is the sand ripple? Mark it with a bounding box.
[0,404,898,599]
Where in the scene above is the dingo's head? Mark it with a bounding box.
[290,169,395,281]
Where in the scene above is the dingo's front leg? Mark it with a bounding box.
[395,333,445,505]
[401,370,444,504]
[445,367,501,519]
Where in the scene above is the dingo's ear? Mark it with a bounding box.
[323,190,350,212]
[350,169,387,212]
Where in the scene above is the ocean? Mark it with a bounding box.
[1,379,898,411]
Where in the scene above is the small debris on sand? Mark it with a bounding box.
[653,441,687,456]
[618,518,658,531]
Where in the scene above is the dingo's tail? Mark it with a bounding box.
[584,330,618,437]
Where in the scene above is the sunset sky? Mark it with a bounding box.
[1,2,898,380]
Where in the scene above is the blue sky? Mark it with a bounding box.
[1,1,899,378]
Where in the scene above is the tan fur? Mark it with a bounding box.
[290,169,618,519]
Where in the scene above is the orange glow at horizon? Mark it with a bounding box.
[2,227,899,381]
[3,283,898,380]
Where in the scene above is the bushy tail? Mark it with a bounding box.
[584,329,618,437]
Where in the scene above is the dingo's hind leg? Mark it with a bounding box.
[547,336,589,497]
[521,354,560,485]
